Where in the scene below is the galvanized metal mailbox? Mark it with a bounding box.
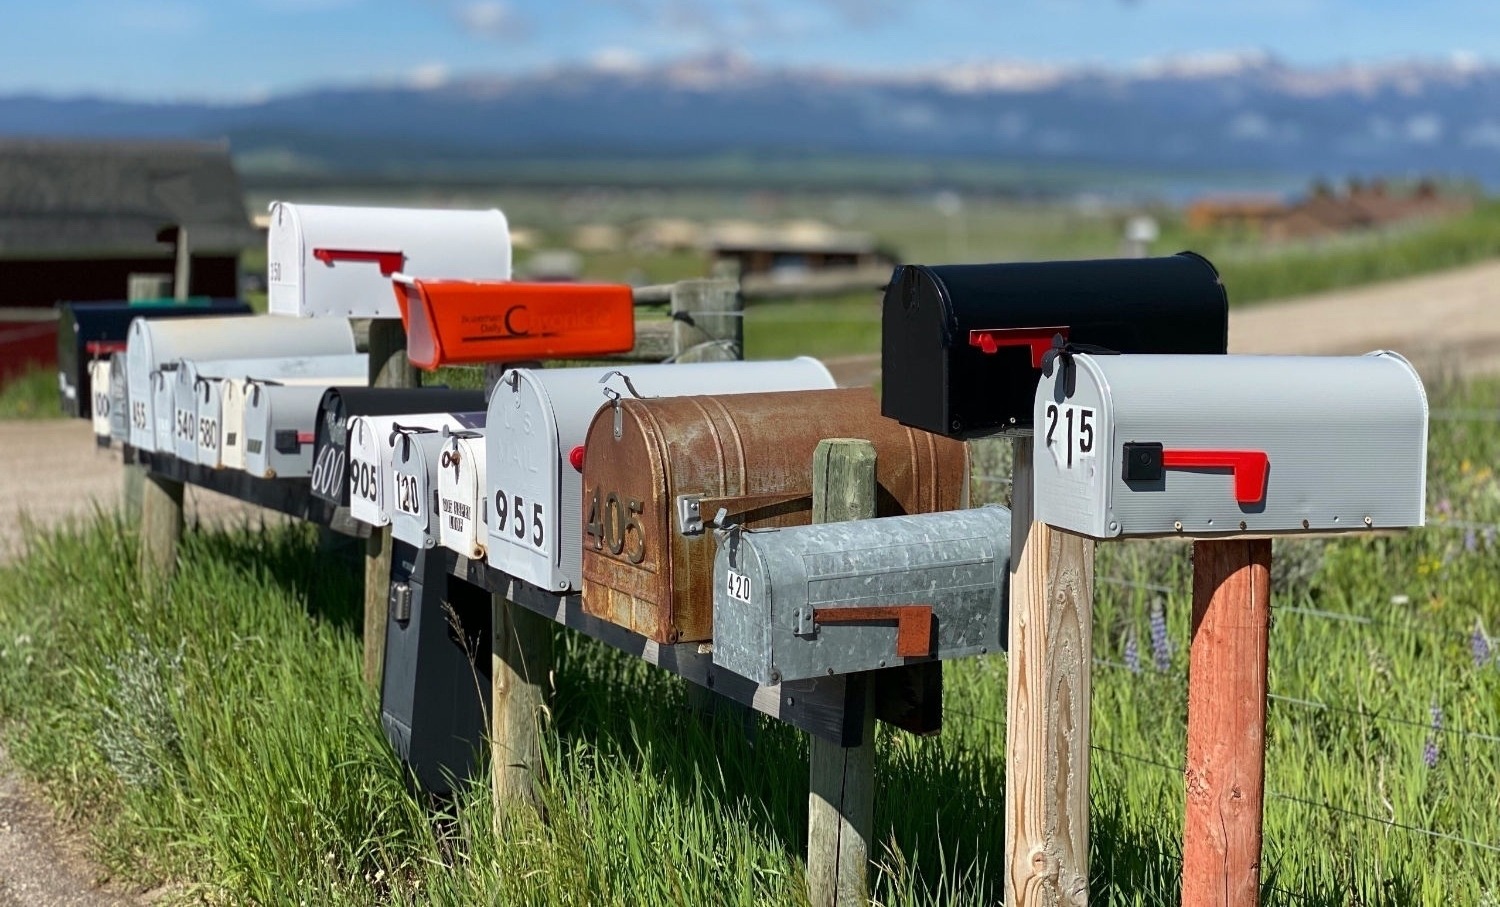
[380,539,490,795]
[388,414,487,548]
[881,252,1228,438]
[1032,350,1429,539]
[267,203,511,319]
[171,354,367,463]
[107,352,130,445]
[712,505,1012,684]
[436,429,487,560]
[194,359,368,468]
[581,388,970,644]
[149,369,177,453]
[125,315,355,450]
[88,358,113,445]
[243,384,343,479]
[347,412,485,529]
[55,298,249,419]
[309,388,486,510]
[486,358,837,595]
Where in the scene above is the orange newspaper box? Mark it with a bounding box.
[392,276,636,370]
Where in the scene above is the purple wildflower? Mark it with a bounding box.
[1150,601,1171,672]
[1437,498,1453,518]
[1424,703,1443,769]
[1465,529,1478,553]
[1124,628,1142,674]
[1474,622,1492,668]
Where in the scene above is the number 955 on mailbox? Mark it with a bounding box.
[1032,350,1428,539]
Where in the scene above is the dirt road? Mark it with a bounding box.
[822,257,1500,388]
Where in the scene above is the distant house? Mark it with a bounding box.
[706,220,891,278]
[0,138,255,380]
[1187,179,1471,243]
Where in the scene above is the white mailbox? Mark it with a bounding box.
[348,412,486,529]
[107,352,130,445]
[216,378,252,470]
[266,203,511,318]
[1032,350,1429,539]
[88,359,113,445]
[193,357,367,467]
[244,384,347,479]
[149,369,177,453]
[389,416,487,549]
[125,315,354,450]
[437,429,487,560]
[485,358,836,593]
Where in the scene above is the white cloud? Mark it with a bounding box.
[408,63,450,89]
[455,0,518,37]
[591,47,645,73]
[1405,113,1443,144]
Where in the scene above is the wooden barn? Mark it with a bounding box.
[0,138,255,380]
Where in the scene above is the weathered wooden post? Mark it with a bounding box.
[1182,539,1271,907]
[486,362,554,824]
[807,438,878,907]
[1005,441,1094,907]
[362,319,418,686]
[670,278,741,363]
[137,470,184,581]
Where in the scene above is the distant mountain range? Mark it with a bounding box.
[5,51,1500,191]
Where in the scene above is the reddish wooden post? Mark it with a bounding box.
[1183,538,1272,907]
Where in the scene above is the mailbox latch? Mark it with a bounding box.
[806,605,935,657]
[677,494,704,535]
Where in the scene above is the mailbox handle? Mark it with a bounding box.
[1162,449,1269,504]
[312,248,406,276]
[968,326,1070,367]
[811,605,934,658]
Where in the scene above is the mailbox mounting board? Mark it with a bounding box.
[713,505,1012,685]
[1033,350,1428,539]
[267,202,511,319]
[485,358,837,595]
[880,252,1227,439]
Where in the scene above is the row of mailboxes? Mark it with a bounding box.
[712,505,1012,684]
[580,388,969,645]
[56,298,250,419]
[881,252,1228,438]
[389,415,490,549]
[126,315,356,451]
[268,203,512,320]
[347,412,487,529]
[1032,350,1429,538]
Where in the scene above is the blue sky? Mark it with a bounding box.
[3,0,1499,101]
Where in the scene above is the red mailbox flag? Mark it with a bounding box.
[392,276,636,370]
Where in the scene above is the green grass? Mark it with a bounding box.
[0,367,64,419]
[0,378,1496,903]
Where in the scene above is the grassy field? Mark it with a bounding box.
[0,375,1495,904]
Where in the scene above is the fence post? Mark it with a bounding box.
[1005,440,1093,907]
[138,471,183,582]
[363,319,417,687]
[807,438,878,907]
[670,278,741,363]
[1183,539,1271,907]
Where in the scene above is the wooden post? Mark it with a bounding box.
[1005,440,1093,907]
[670,278,742,363]
[362,319,417,686]
[1182,539,1271,907]
[487,362,554,825]
[807,438,877,907]
[137,471,183,581]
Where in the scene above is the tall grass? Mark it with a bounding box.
[0,383,1495,903]
[0,366,64,419]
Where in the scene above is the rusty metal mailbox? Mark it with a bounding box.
[309,388,486,510]
[580,388,970,644]
[389,415,487,548]
[1032,350,1429,539]
[437,429,487,560]
[487,358,836,595]
[880,253,1227,438]
[712,505,1012,684]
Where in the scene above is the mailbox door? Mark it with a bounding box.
[1034,351,1429,538]
[438,435,487,560]
[267,203,512,319]
[150,370,178,453]
[244,385,329,478]
[220,380,249,470]
[882,253,1228,438]
[713,506,1011,684]
[310,388,488,508]
[389,431,444,548]
[172,366,202,461]
[194,376,223,466]
[108,352,130,443]
[88,360,113,442]
[581,388,970,644]
[348,416,392,526]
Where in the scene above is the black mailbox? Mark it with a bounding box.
[55,298,251,419]
[309,387,486,508]
[880,252,1227,438]
[380,539,491,794]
